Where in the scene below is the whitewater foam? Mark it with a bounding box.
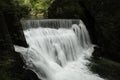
[14,20,104,80]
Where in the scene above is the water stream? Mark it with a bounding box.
[14,19,105,80]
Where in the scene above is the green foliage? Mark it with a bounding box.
[17,0,54,18]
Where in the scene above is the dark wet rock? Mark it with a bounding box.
[0,0,29,47]
[0,12,14,52]
[0,51,39,80]
[92,47,101,58]
[79,0,120,62]
[89,58,120,80]
[0,1,33,80]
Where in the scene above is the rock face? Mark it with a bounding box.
[48,0,120,62]
[0,12,13,51]
[0,12,38,80]
[0,0,29,48]
[0,1,31,80]
[4,12,28,47]
[80,0,120,62]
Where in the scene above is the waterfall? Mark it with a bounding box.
[21,19,79,29]
[14,19,104,80]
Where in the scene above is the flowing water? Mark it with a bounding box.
[14,19,105,80]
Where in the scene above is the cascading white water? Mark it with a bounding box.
[14,19,105,80]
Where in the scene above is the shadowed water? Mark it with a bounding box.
[14,20,105,80]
